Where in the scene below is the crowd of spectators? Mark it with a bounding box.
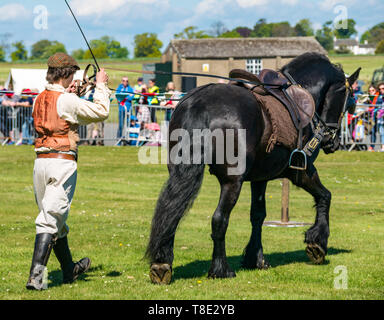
[350,81,384,151]
[0,86,37,145]
[114,76,181,146]
[0,76,182,147]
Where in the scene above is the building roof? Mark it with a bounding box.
[165,37,327,59]
[334,39,359,47]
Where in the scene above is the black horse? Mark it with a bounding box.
[146,52,361,284]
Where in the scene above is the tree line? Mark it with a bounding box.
[1,19,383,62]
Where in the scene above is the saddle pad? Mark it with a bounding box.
[252,92,298,153]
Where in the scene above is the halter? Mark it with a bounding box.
[285,71,351,171]
[314,79,352,140]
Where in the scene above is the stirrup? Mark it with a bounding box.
[289,149,307,171]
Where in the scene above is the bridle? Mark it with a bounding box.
[314,79,353,141]
[73,63,98,97]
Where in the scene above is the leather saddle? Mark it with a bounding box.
[229,69,315,130]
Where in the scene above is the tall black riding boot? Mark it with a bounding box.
[26,233,56,290]
[53,236,91,284]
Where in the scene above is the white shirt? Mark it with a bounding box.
[33,82,111,125]
[33,82,111,153]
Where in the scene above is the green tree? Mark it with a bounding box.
[333,19,357,39]
[134,33,163,58]
[219,30,241,38]
[71,48,85,60]
[315,21,334,52]
[252,19,272,37]
[0,45,6,62]
[294,19,314,36]
[270,22,295,37]
[42,41,67,59]
[83,36,128,59]
[31,39,52,59]
[376,40,384,54]
[10,41,27,61]
[31,40,67,60]
[174,26,210,39]
[251,19,294,37]
[361,22,384,45]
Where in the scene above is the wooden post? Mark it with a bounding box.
[281,178,290,223]
[264,178,310,227]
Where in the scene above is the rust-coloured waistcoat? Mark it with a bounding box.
[33,90,78,152]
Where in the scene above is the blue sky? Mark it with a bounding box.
[0,0,382,58]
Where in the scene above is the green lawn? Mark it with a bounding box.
[0,146,383,299]
[329,54,384,89]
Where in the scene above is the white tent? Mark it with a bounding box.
[5,68,85,94]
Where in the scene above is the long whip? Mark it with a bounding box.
[64,0,100,71]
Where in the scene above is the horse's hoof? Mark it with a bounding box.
[306,243,326,264]
[242,258,270,270]
[257,258,270,270]
[150,263,172,285]
[207,268,236,279]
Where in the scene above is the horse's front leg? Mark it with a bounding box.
[208,179,243,279]
[287,169,330,264]
[242,181,270,269]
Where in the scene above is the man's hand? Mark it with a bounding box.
[66,81,77,93]
[96,68,109,84]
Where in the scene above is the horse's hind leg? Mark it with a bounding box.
[288,169,330,264]
[242,181,270,269]
[208,179,243,279]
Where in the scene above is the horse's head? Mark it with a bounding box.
[320,67,361,154]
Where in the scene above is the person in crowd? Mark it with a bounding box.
[1,91,20,145]
[366,85,383,151]
[148,78,159,122]
[352,80,363,103]
[26,52,111,291]
[18,89,35,145]
[115,77,134,143]
[378,83,384,99]
[127,115,140,146]
[375,83,384,152]
[137,104,151,127]
[133,77,144,100]
[160,81,181,123]
[0,86,7,142]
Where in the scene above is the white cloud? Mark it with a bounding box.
[281,0,299,5]
[70,0,169,17]
[0,3,29,21]
[318,0,356,11]
[236,0,268,7]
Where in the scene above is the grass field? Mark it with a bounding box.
[0,146,383,300]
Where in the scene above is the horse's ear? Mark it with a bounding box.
[348,67,361,86]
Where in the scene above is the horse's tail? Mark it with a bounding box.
[145,162,205,263]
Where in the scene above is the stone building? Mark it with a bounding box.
[161,37,327,91]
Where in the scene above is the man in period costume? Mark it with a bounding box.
[26,53,111,290]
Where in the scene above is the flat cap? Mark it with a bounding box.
[47,52,80,69]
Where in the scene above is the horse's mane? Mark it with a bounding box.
[281,52,345,82]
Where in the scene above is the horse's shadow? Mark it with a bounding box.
[172,247,351,281]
